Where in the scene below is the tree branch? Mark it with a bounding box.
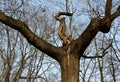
[82,42,112,59]
[100,6,120,33]
[82,55,103,59]
[75,18,101,55]
[54,12,73,46]
[105,0,112,18]
[76,4,120,56]
[54,12,73,20]
[0,11,63,62]
[20,75,48,82]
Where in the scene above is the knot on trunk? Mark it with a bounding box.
[100,20,112,33]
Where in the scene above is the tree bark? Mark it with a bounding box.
[0,11,63,62]
[60,53,80,82]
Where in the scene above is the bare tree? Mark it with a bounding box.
[0,0,120,82]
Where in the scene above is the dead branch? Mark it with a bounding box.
[54,12,73,21]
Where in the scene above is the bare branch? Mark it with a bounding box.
[54,12,73,20]
[82,55,102,59]
[55,12,73,45]
[82,41,112,59]
[20,75,48,82]
[105,0,112,18]
[0,11,63,62]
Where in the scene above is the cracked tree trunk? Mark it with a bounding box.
[60,53,80,82]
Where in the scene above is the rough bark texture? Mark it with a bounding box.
[0,11,63,62]
[0,0,120,82]
[60,53,80,82]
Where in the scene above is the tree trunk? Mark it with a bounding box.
[60,53,80,82]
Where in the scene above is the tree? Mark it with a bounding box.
[0,0,120,82]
